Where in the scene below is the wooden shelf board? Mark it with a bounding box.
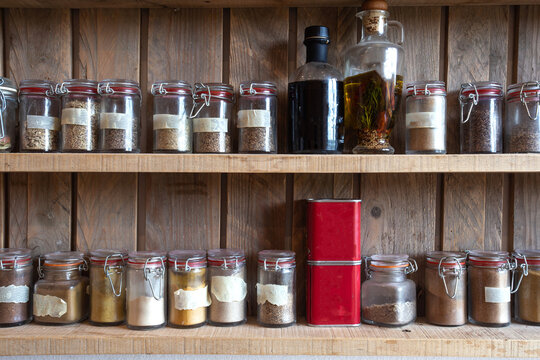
[0,153,539,173]
[1,319,539,357]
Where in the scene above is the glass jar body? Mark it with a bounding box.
[20,93,61,152]
[208,265,247,326]
[256,265,296,327]
[61,92,100,152]
[193,99,233,153]
[505,96,540,153]
[361,271,416,327]
[238,92,277,153]
[425,265,467,326]
[126,265,166,330]
[515,264,540,325]
[406,91,446,154]
[460,96,503,153]
[153,93,193,153]
[468,266,511,327]
[99,93,141,152]
[89,262,126,326]
[0,95,17,153]
[0,265,33,326]
[168,267,208,328]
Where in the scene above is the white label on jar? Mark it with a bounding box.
[237,110,271,128]
[485,286,511,303]
[174,285,211,310]
[406,112,443,128]
[26,115,60,131]
[153,114,189,130]
[100,113,132,130]
[33,294,67,318]
[193,118,228,133]
[256,283,289,306]
[0,285,29,303]
[211,276,247,303]
[61,108,90,126]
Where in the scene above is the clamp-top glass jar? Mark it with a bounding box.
[513,249,540,325]
[192,83,234,153]
[19,79,60,152]
[168,250,209,328]
[208,249,247,326]
[89,249,127,326]
[34,251,88,325]
[425,251,467,326]
[361,254,417,327]
[0,78,18,152]
[405,81,446,154]
[0,248,33,327]
[152,81,193,153]
[459,82,503,153]
[238,81,277,153]
[58,79,100,152]
[257,250,296,327]
[98,79,141,152]
[126,251,166,330]
[505,82,540,153]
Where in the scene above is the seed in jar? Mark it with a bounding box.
[239,127,276,153]
[155,129,191,152]
[23,128,59,151]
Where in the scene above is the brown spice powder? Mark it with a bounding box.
[425,267,466,326]
[362,301,416,326]
[258,296,294,326]
[517,269,540,324]
[0,267,32,326]
[468,266,510,326]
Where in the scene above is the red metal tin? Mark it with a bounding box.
[307,199,361,261]
[306,260,362,326]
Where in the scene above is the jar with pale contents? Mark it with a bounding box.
[89,249,127,326]
[0,249,33,327]
[33,251,88,325]
[425,251,467,326]
[168,250,209,328]
[513,249,540,325]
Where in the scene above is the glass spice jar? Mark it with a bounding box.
[151,81,193,153]
[33,251,89,325]
[238,81,277,153]
[126,251,166,330]
[425,251,467,326]
[19,79,61,152]
[0,77,18,152]
[0,248,33,327]
[468,250,519,327]
[257,250,296,328]
[405,81,446,154]
[459,82,503,153]
[505,82,540,153]
[89,249,127,326]
[98,79,141,153]
[361,254,417,327]
[513,249,540,325]
[192,83,234,153]
[208,249,247,326]
[58,79,100,152]
[168,250,209,328]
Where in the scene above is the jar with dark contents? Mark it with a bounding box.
[19,80,61,152]
[168,250,209,328]
[208,249,247,326]
[33,251,89,325]
[152,81,193,153]
[98,79,141,152]
[58,79,100,152]
[192,83,234,153]
[467,250,519,327]
[361,254,417,327]
[89,249,127,326]
[505,82,540,153]
[425,251,467,326]
[513,249,540,325]
[257,250,296,328]
[0,249,33,327]
[0,77,18,152]
[238,81,277,153]
[459,82,503,153]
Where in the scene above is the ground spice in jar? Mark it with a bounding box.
[194,132,231,153]
[362,302,416,325]
[508,129,540,153]
[61,100,99,152]
[0,249,33,327]
[127,296,166,327]
[517,268,540,324]
[258,293,294,325]
[239,127,276,153]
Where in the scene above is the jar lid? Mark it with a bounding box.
[406,81,446,96]
[58,79,98,95]
[369,254,410,269]
[19,79,57,97]
[0,77,17,97]
[98,79,141,95]
[43,251,85,266]
[90,249,128,265]
[258,250,296,269]
[168,250,207,270]
[128,251,166,267]
[208,248,245,268]
[507,81,540,100]
[0,248,32,268]
[468,250,509,267]
[514,249,540,266]
[193,83,234,102]
[426,251,466,267]
[460,81,503,98]
[151,80,192,96]
[239,81,277,96]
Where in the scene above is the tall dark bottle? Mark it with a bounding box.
[288,26,344,153]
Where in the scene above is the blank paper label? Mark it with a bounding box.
[237,110,271,128]
[406,112,443,128]
[193,118,228,133]
[211,276,247,303]
[61,108,91,126]
[174,285,211,310]
[256,283,289,306]
[100,113,132,130]
[153,114,189,130]
[485,286,510,303]
[0,285,29,303]
[27,115,60,131]
[33,294,67,318]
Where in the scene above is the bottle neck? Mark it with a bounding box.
[305,42,328,64]
[360,11,389,42]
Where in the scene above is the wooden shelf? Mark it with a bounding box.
[0,153,539,173]
[0,319,538,357]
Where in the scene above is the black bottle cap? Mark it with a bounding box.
[304,26,330,45]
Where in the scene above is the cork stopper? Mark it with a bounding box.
[361,0,388,11]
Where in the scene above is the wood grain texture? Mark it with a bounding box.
[76,9,140,252]
[516,5,540,83]
[5,9,72,254]
[0,174,5,247]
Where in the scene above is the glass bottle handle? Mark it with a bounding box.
[388,20,404,46]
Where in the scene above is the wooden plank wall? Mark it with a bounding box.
[1,5,539,316]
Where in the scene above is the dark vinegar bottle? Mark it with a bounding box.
[288,26,344,153]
